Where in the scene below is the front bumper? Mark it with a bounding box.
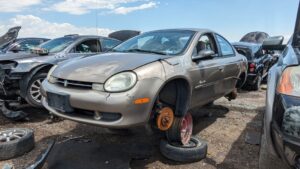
[41,79,163,128]
[271,94,300,167]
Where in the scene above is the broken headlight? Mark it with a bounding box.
[104,72,137,92]
[277,66,300,97]
[47,65,58,83]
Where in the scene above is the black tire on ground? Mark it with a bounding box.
[0,128,35,160]
[160,136,207,162]
[26,72,47,107]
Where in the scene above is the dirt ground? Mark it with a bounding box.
[0,89,266,169]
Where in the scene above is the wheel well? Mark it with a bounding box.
[158,78,191,117]
[19,64,53,98]
[36,65,53,74]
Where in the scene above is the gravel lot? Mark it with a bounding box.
[0,89,265,169]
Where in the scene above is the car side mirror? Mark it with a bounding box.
[192,49,215,61]
[262,36,285,50]
[10,44,21,53]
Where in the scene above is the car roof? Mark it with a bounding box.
[232,42,261,47]
[65,35,120,41]
[16,38,50,41]
[146,28,215,34]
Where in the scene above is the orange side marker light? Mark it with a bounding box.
[134,98,150,104]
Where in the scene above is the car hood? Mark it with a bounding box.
[0,53,39,61]
[240,32,269,44]
[52,52,166,83]
[0,26,21,48]
[0,52,57,63]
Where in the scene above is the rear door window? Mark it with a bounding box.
[216,34,235,56]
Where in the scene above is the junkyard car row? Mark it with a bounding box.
[0,2,300,169]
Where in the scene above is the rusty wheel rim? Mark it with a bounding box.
[180,113,193,145]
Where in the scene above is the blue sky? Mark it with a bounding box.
[0,0,298,42]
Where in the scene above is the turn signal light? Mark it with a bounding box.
[134,98,150,104]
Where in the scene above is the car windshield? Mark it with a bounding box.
[113,30,195,55]
[39,36,77,53]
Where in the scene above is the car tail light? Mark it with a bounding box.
[277,66,300,97]
[249,63,256,72]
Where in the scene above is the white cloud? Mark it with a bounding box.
[45,0,157,15]
[0,0,41,12]
[0,15,113,38]
[112,2,157,15]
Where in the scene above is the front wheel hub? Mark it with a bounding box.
[156,107,174,131]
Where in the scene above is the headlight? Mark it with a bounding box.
[104,72,137,92]
[277,66,300,97]
[47,65,58,83]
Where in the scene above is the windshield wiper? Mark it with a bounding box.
[126,49,167,55]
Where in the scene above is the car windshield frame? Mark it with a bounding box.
[39,36,77,53]
[113,30,196,56]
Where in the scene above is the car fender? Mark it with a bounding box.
[265,64,281,156]
[19,64,53,98]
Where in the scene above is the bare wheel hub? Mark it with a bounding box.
[29,78,44,103]
[156,107,174,131]
[0,129,26,143]
[180,113,193,145]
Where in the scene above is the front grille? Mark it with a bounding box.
[56,78,93,89]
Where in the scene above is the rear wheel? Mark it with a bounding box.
[26,73,47,107]
[166,113,193,145]
[252,74,262,91]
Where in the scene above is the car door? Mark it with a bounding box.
[189,33,224,108]
[67,38,101,59]
[215,34,241,95]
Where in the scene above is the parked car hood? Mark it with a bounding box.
[52,52,166,83]
[0,26,21,48]
[0,53,39,61]
[240,32,269,44]
[0,52,57,63]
